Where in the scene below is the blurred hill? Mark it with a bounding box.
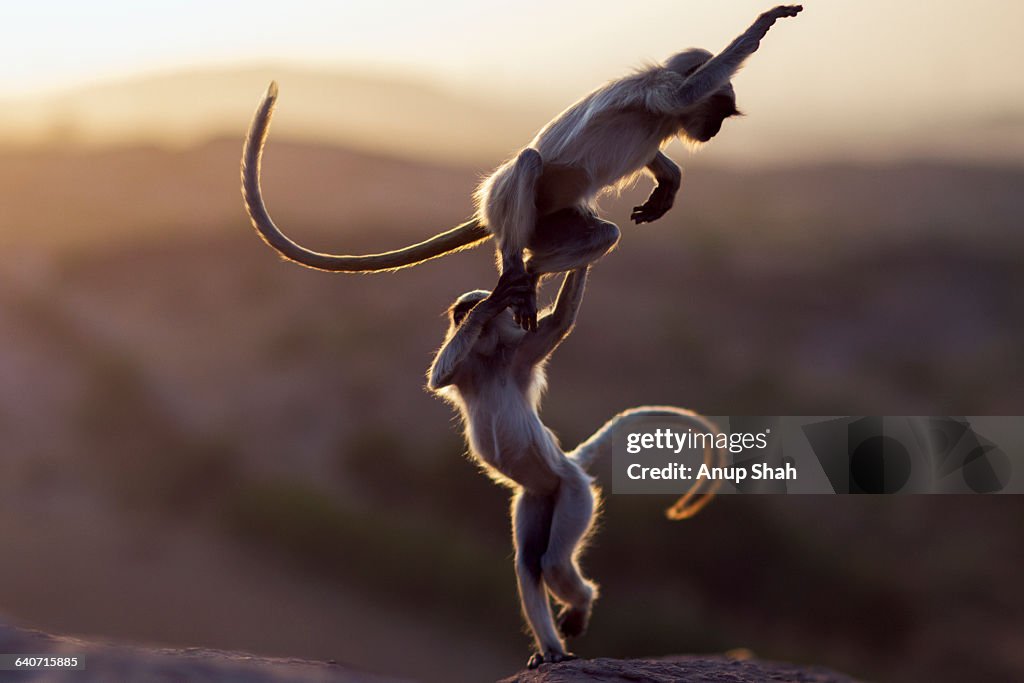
[0,139,1021,683]
[3,65,1023,166]
[0,67,548,164]
[3,137,1022,252]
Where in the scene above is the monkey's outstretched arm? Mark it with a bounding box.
[243,82,491,273]
[655,5,802,114]
[428,319,483,391]
[516,267,589,366]
[631,152,682,225]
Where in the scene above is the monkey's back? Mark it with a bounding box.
[529,70,683,202]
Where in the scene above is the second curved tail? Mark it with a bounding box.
[570,406,726,520]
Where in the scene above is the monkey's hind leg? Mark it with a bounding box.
[526,208,620,278]
[541,467,600,640]
[512,491,576,668]
[485,148,544,330]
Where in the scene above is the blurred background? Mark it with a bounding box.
[1,1,1022,681]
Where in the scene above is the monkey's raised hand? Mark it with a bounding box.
[764,4,803,20]
[744,5,803,52]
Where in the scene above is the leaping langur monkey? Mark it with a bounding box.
[242,6,803,328]
[427,268,724,668]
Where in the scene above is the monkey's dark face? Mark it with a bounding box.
[680,89,741,143]
[450,290,491,327]
[449,291,523,348]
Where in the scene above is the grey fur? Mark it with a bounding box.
[242,6,802,293]
[477,6,802,267]
[428,269,725,666]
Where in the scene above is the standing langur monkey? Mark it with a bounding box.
[428,269,724,668]
[242,6,803,327]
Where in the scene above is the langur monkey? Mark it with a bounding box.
[428,268,724,668]
[242,6,803,328]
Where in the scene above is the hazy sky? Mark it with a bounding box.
[9,1,1024,101]
[5,1,1024,162]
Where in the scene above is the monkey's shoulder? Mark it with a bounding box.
[607,67,686,111]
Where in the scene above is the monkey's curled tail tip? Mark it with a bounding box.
[665,491,718,521]
[665,507,699,521]
[265,81,279,102]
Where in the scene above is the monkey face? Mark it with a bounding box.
[450,290,489,326]
[681,90,741,143]
[449,290,524,350]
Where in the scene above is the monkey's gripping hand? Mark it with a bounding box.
[631,183,677,225]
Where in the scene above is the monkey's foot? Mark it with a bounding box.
[557,605,590,639]
[498,257,536,331]
[511,286,538,332]
[527,651,577,669]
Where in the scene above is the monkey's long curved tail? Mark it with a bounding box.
[569,406,725,520]
[242,82,492,272]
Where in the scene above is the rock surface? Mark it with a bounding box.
[499,656,861,683]
[1,621,860,683]
[0,621,408,683]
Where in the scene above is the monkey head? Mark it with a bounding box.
[665,47,714,76]
[449,290,525,351]
[665,49,742,144]
[450,290,489,326]
[680,86,741,143]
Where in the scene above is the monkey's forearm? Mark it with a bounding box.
[632,153,681,224]
[665,5,802,112]
[514,269,587,366]
[672,44,750,109]
[551,268,588,329]
[429,320,484,389]
[648,151,682,190]
[523,268,588,361]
